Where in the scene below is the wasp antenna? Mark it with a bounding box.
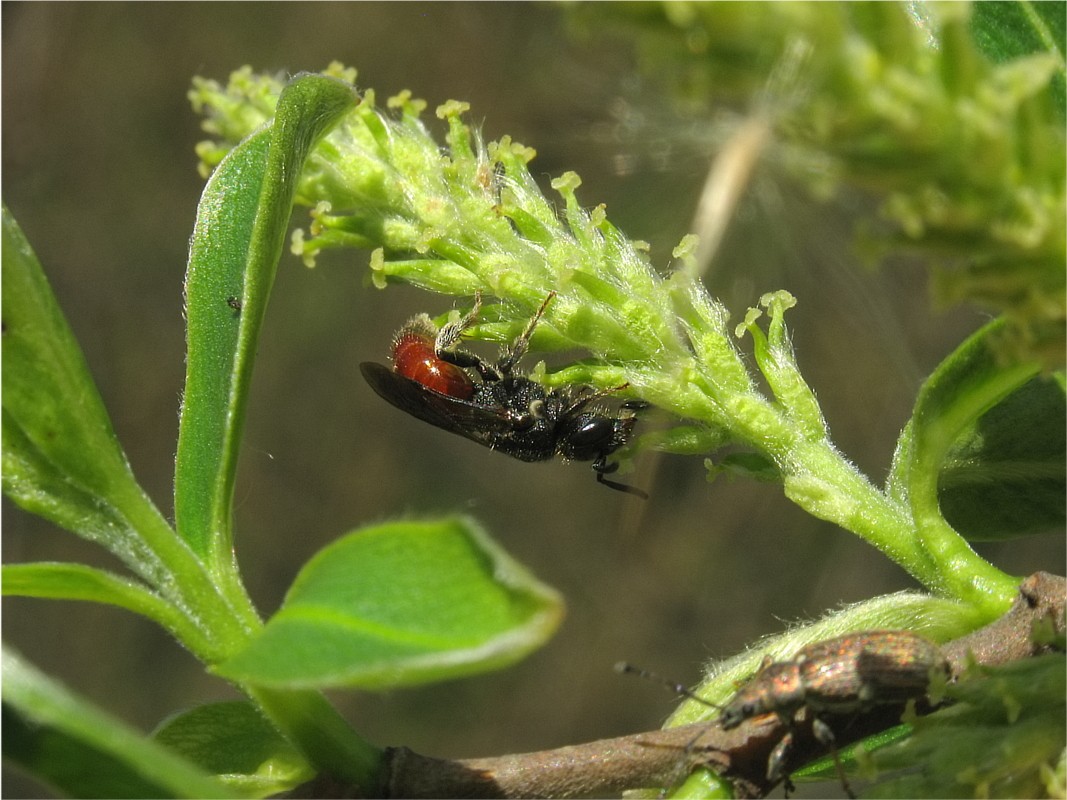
[518,292,555,343]
[562,384,638,418]
[532,290,556,319]
[500,291,556,370]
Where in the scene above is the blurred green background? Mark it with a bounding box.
[3,4,1062,797]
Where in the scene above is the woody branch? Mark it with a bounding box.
[370,571,1064,800]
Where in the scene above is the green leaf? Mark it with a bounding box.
[2,407,138,550]
[1,206,136,506]
[215,517,564,688]
[865,653,1066,798]
[892,317,1039,504]
[1,207,170,583]
[1,563,212,652]
[153,701,313,797]
[937,374,1065,540]
[971,1,1066,119]
[2,202,263,660]
[789,723,913,784]
[173,127,269,560]
[2,648,238,799]
[174,74,356,570]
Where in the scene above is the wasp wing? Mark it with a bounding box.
[360,362,518,448]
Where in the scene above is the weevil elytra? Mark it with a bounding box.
[720,629,950,795]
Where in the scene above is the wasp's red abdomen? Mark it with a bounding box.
[392,327,475,400]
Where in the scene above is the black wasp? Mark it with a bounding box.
[360,292,648,496]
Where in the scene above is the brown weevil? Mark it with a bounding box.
[619,629,950,797]
[720,629,950,796]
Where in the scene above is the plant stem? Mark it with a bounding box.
[247,686,384,793]
[781,438,1016,612]
[114,482,260,661]
[906,352,1043,613]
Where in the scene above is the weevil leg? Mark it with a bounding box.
[812,716,855,800]
[766,725,805,799]
[766,728,794,784]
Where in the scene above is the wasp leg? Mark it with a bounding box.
[435,292,482,351]
[434,292,502,381]
[594,457,648,499]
